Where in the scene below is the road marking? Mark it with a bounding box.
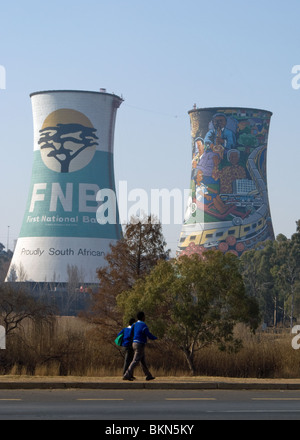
[252,398,300,401]
[0,399,22,401]
[77,398,124,401]
[209,410,300,413]
[165,398,216,401]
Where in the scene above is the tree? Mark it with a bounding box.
[240,221,300,327]
[240,240,277,326]
[0,284,54,336]
[117,251,260,375]
[39,123,98,173]
[83,214,170,338]
[271,226,300,327]
[0,252,12,282]
[62,264,86,315]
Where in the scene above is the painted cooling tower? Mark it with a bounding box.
[6,89,123,283]
[178,107,275,257]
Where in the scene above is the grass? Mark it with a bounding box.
[0,318,299,379]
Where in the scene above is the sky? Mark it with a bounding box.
[0,0,300,257]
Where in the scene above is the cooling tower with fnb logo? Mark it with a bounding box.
[177,107,275,258]
[6,90,123,283]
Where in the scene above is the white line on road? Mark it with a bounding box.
[0,399,22,401]
[165,398,216,401]
[252,398,300,401]
[77,398,124,401]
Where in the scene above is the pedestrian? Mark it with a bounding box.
[123,311,157,381]
[117,318,136,376]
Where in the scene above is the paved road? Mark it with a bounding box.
[1,389,300,420]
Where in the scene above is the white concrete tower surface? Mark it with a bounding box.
[6,89,123,283]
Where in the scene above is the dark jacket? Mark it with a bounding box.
[117,325,134,347]
[131,320,157,344]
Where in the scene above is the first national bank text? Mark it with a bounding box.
[26,215,97,224]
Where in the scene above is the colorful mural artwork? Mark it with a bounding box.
[177,107,275,258]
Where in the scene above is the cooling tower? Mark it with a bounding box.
[178,107,275,257]
[6,90,123,283]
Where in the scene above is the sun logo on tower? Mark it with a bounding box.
[39,109,99,173]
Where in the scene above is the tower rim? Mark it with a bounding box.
[188,106,272,116]
[30,89,124,102]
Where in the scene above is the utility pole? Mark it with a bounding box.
[7,226,9,252]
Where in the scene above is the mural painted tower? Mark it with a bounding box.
[177,107,274,257]
[6,90,123,283]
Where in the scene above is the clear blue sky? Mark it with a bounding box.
[0,0,300,256]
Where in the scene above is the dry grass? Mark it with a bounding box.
[193,325,300,379]
[1,318,300,378]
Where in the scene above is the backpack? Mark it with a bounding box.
[114,331,124,346]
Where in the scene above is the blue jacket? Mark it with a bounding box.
[117,326,134,347]
[131,320,157,344]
